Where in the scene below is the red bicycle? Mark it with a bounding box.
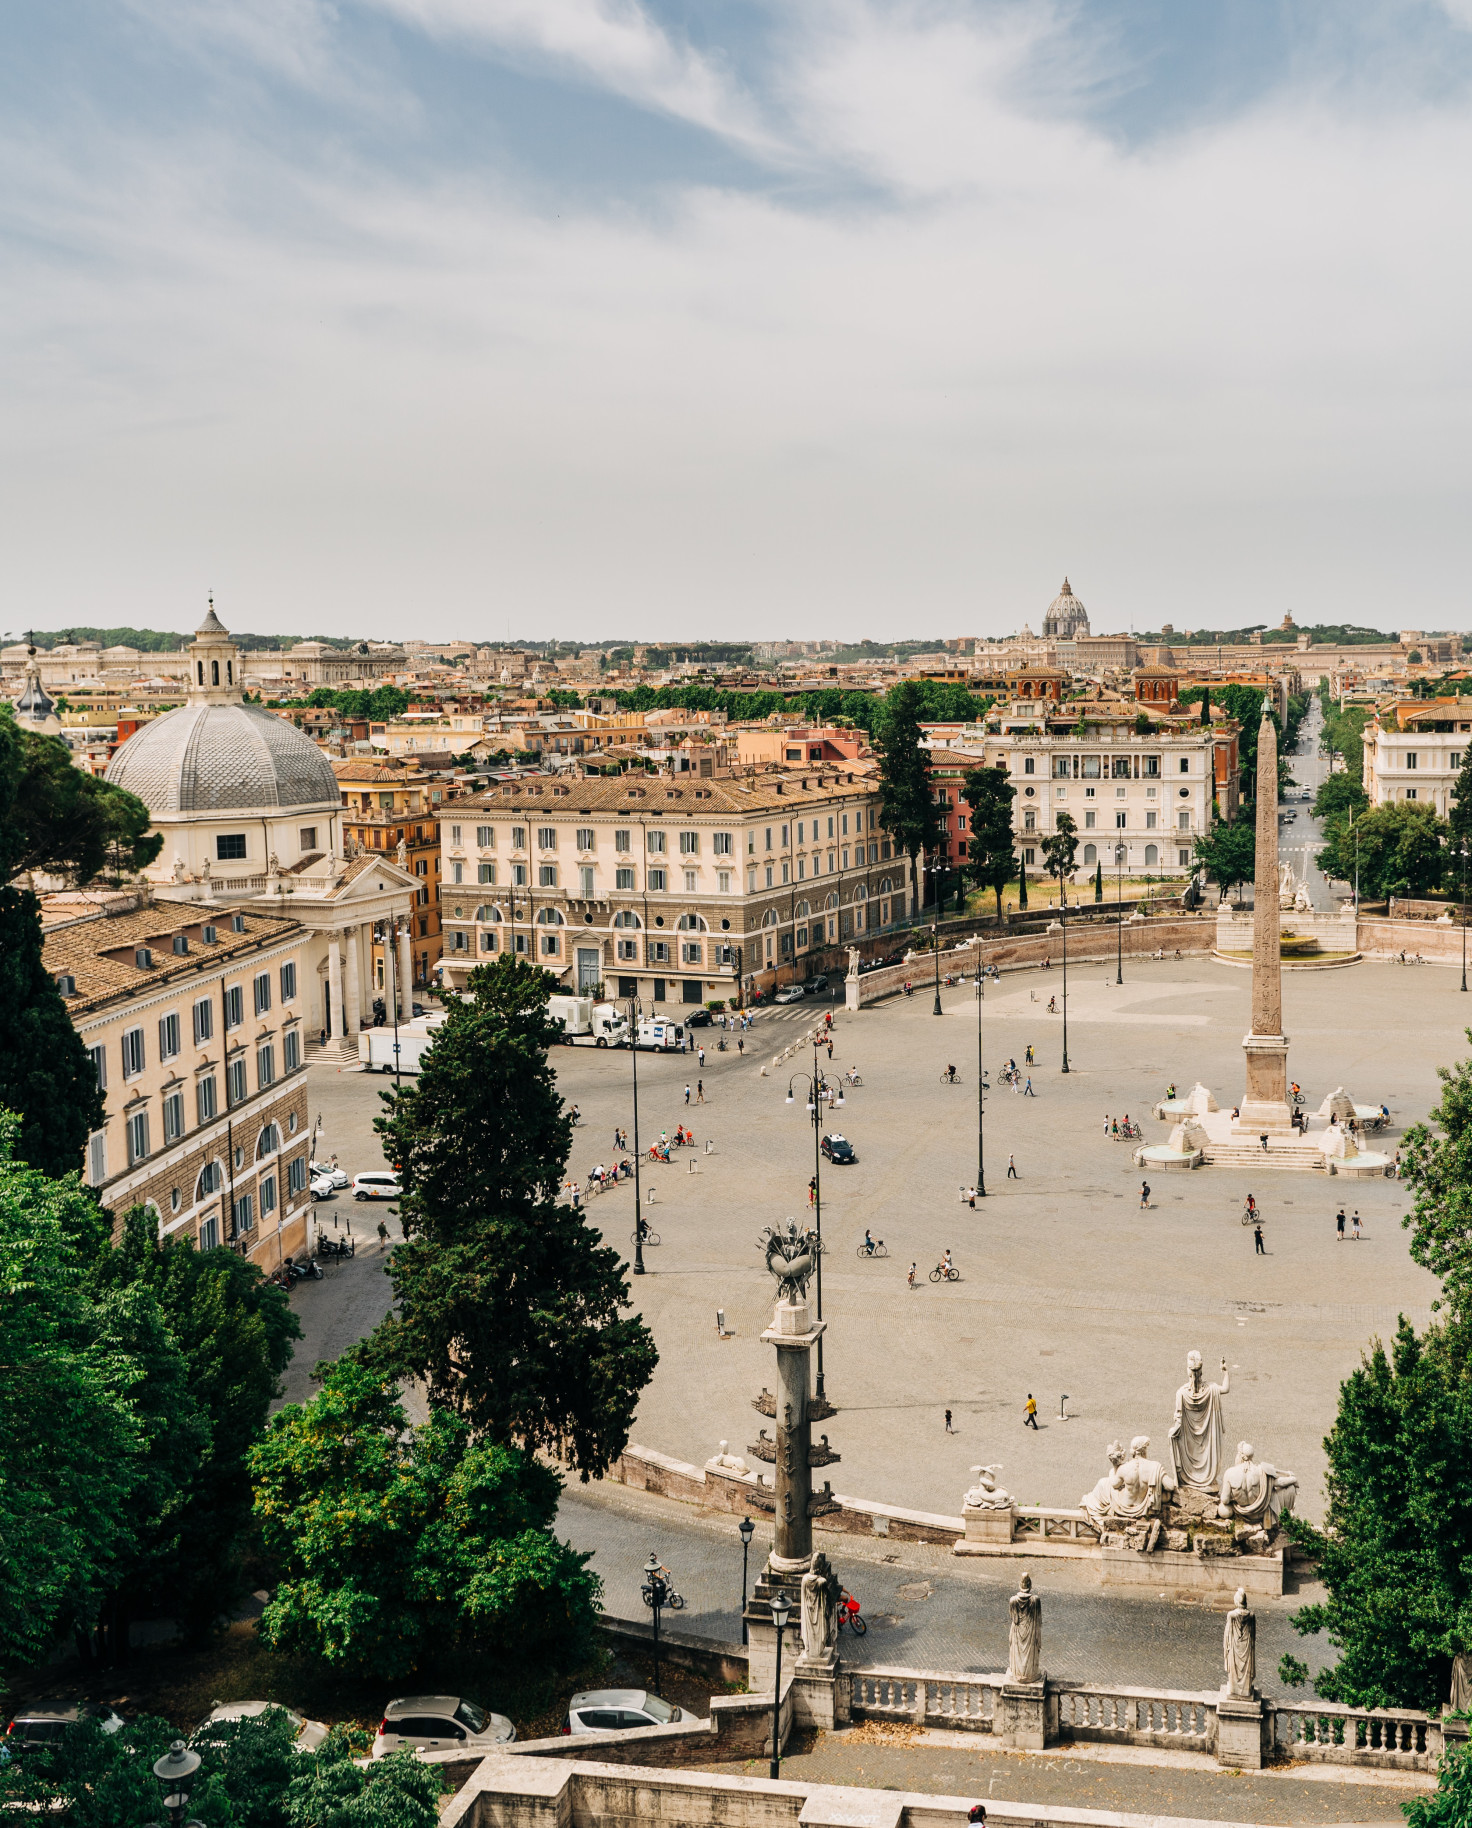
[837,1590,867,1637]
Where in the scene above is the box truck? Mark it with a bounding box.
[548,995,630,1047]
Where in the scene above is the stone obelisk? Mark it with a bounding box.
[1233,710,1293,1136]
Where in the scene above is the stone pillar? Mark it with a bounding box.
[343,928,362,1038]
[398,922,414,1010]
[326,934,343,1040]
[1235,708,1293,1137]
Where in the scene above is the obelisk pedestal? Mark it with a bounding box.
[1233,709,1294,1138]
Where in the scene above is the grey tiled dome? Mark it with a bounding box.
[106,704,341,814]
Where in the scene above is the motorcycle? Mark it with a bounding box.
[288,1255,324,1283]
[317,1233,356,1259]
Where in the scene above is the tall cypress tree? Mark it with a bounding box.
[961,766,1017,921]
[875,681,942,918]
[369,955,657,1477]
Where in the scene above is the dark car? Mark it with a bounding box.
[806,975,830,995]
[821,1133,857,1164]
[684,1008,714,1027]
[4,1701,124,1757]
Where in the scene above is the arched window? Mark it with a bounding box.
[475,905,502,923]
[1083,843,1097,864]
[196,1160,224,1200]
[762,908,780,927]
[211,660,219,685]
[536,908,565,926]
[196,661,204,685]
[825,892,839,910]
[1144,844,1158,866]
[794,899,811,919]
[612,911,641,929]
[852,883,867,901]
[675,913,707,931]
[878,877,892,894]
[256,1123,281,1160]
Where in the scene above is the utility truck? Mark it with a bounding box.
[548,995,630,1047]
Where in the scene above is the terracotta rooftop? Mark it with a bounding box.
[460,769,872,816]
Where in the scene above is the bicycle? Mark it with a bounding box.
[856,1240,889,1259]
[1240,1205,1261,1227]
[631,1228,662,1247]
[929,1263,961,1282]
[837,1590,866,1636]
[939,1070,962,1085]
[845,1069,863,1087]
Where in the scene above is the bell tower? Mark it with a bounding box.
[186,598,243,705]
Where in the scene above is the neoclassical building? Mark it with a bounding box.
[105,606,419,1046]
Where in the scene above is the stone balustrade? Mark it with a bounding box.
[1054,1683,1216,1753]
[851,1665,1002,1733]
[1273,1700,1442,1771]
[1014,1506,1100,1543]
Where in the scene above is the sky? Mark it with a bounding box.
[3,1,1472,646]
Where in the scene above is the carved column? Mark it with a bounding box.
[398,923,414,1012]
[343,926,362,1038]
[326,934,343,1039]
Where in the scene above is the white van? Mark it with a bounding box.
[358,1013,446,1074]
[352,1171,402,1201]
[634,1019,686,1052]
[547,995,630,1048]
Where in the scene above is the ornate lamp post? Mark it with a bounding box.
[1058,865,1071,1074]
[1461,843,1469,994]
[143,1740,204,1828]
[768,1589,791,1780]
[738,1515,755,1643]
[627,996,645,1276]
[974,961,986,1198]
[1114,842,1126,986]
[641,1551,670,1696]
[785,1041,844,1399]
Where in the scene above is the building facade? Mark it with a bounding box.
[1363,702,1472,817]
[336,759,448,989]
[436,769,890,1005]
[44,898,314,1262]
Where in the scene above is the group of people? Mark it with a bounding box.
[1105,1113,1139,1138]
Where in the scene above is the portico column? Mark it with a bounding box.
[343,926,362,1037]
[398,922,414,1009]
[326,934,343,1039]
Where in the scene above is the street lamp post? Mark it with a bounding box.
[932,918,942,1016]
[1058,865,1071,1074]
[642,1552,668,1696]
[628,996,645,1276]
[974,962,986,1198]
[144,1740,204,1828]
[1114,843,1126,986]
[786,1040,843,1399]
[738,1516,755,1644]
[1461,843,1469,994]
[768,1589,791,1780]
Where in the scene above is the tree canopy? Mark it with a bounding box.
[874,680,942,918]
[962,765,1016,918]
[1040,810,1079,886]
[0,882,104,1177]
[1316,800,1448,899]
[252,1355,600,1678]
[0,712,161,887]
[368,954,656,1475]
[1193,816,1258,897]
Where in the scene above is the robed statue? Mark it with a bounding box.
[1169,1350,1231,1491]
[1007,1573,1042,1685]
[1222,1587,1256,1699]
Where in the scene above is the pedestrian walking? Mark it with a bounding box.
[945,1409,955,1433]
[827,1040,834,1060]
[698,1047,706,1068]
[968,1189,976,1210]
[696,1080,705,1104]
[908,1262,917,1288]
[808,1175,818,1207]
[1352,1209,1362,1240]
[1259,1132,1269,1153]
[1024,1394,1039,1430]
[1103,1114,1111,1134]
[1140,1181,1151,1209]
[737,1036,744,1055]
[377,1219,388,1249]
[1336,1207,1345,1241]
[1007,1153,1018,1178]
[684,1083,691,1104]
[1254,1223,1265,1254]
[825,1010,833,1030]
[1024,1077,1035,1096]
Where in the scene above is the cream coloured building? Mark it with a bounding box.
[1362,702,1472,817]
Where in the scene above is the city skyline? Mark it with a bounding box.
[4,2,1472,640]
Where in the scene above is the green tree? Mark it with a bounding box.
[1040,810,1079,896]
[1017,861,1027,910]
[1400,1037,1472,1320]
[960,766,1016,919]
[1449,752,1472,855]
[0,711,161,886]
[1406,1730,1472,1827]
[1317,801,1447,900]
[369,956,656,1474]
[1093,860,1103,903]
[1313,771,1369,824]
[0,883,103,1176]
[874,680,942,917]
[1193,816,1258,898]
[251,1356,600,1678]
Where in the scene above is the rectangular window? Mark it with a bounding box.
[122,1026,145,1077]
[615,828,631,852]
[649,941,669,963]
[216,834,247,861]
[257,1044,275,1089]
[580,866,595,897]
[826,817,834,838]
[253,972,271,1015]
[1116,812,1127,829]
[682,942,702,964]
[1145,811,1157,829]
[196,1213,219,1251]
[197,1075,218,1123]
[1081,755,1101,778]
[1143,755,1160,777]
[648,868,667,891]
[233,1192,254,1233]
[1053,756,1070,777]
[1084,810,1096,829]
[476,825,494,847]
[224,985,243,1029]
[127,1109,149,1166]
[163,1090,185,1143]
[617,938,638,961]
[1178,811,1191,830]
[89,1043,107,1091]
[283,1029,300,1072]
[88,1130,107,1185]
[511,862,527,887]
[289,1155,307,1194]
[1023,811,1036,830]
[227,1057,247,1105]
[647,830,666,854]
[480,930,498,952]
[541,934,559,956]
[538,864,557,887]
[1407,752,1418,770]
[1179,757,1190,774]
[577,828,595,851]
[616,867,636,890]
[765,827,773,850]
[1179,848,1191,866]
[714,831,732,855]
[679,831,699,855]
[1023,758,1035,775]
[261,1174,278,1217]
[764,865,773,887]
[537,826,557,849]
[511,826,526,850]
[1113,757,1132,778]
[299,826,317,851]
[841,849,849,869]
[781,861,790,883]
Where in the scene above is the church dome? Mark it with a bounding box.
[1042,577,1090,640]
[105,702,341,815]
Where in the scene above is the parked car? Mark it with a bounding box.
[353,1171,402,1202]
[821,1133,857,1164]
[4,1701,124,1756]
[774,985,806,1004]
[310,1173,337,1202]
[683,1008,713,1027]
[806,975,830,995]
[197,1702,328,1753]
[309,1162,349,1189]
[372,1696,515,1758]
[564,1690,684,1734]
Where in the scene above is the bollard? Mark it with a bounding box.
[688,1156,699,1174]
[705,1138,715,1154]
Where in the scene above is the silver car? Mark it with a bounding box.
[565,1689,684,1734]
[198,1702,328,1753]
[371,1695,515,1758]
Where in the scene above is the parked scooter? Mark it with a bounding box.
[317,1233,356,1260]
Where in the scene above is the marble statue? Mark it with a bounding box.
[1222,1588,1256,1698]
[1294,883,1313,914]
[1081,1442,1126,1532]
[759,1220,822,1304]
[1217,1442,1297,1529]
[846,945,862,980]
[800,1552,841,1663]
[1007,1574,1042,1684]
[171,855,186,883]
[1450,1654,1472,1714]
[396,837,408,867]
[1169,1351,1231,1491]
[1112,1436,1176,1519]
[1277,861,1295,910]
[964,1464,1012,1510]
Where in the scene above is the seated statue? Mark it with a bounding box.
[1081,1441,1125,1532]
[1081,1436,1175,1532]
[1217,1442,1297,1529]
[963,1463,1013,1510]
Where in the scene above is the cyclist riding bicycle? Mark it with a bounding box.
[907,1262,917,1288]
[940,1248,954,1277]
[863,1229,874,1255]
[944,1064,958,1083]
[1245,1193,1258,1216]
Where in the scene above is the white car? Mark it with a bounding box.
[774,985,806,1004]
[353,1171,402,1201]
[371,1695,515,1758]
[309,1174,337,1202]
[198,1702,328,1752]
[564,1689,685,1734]
[310,1162,349,1189]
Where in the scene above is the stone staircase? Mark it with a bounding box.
[307,1037,362,1069]
[1198,1139,1325,1172]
